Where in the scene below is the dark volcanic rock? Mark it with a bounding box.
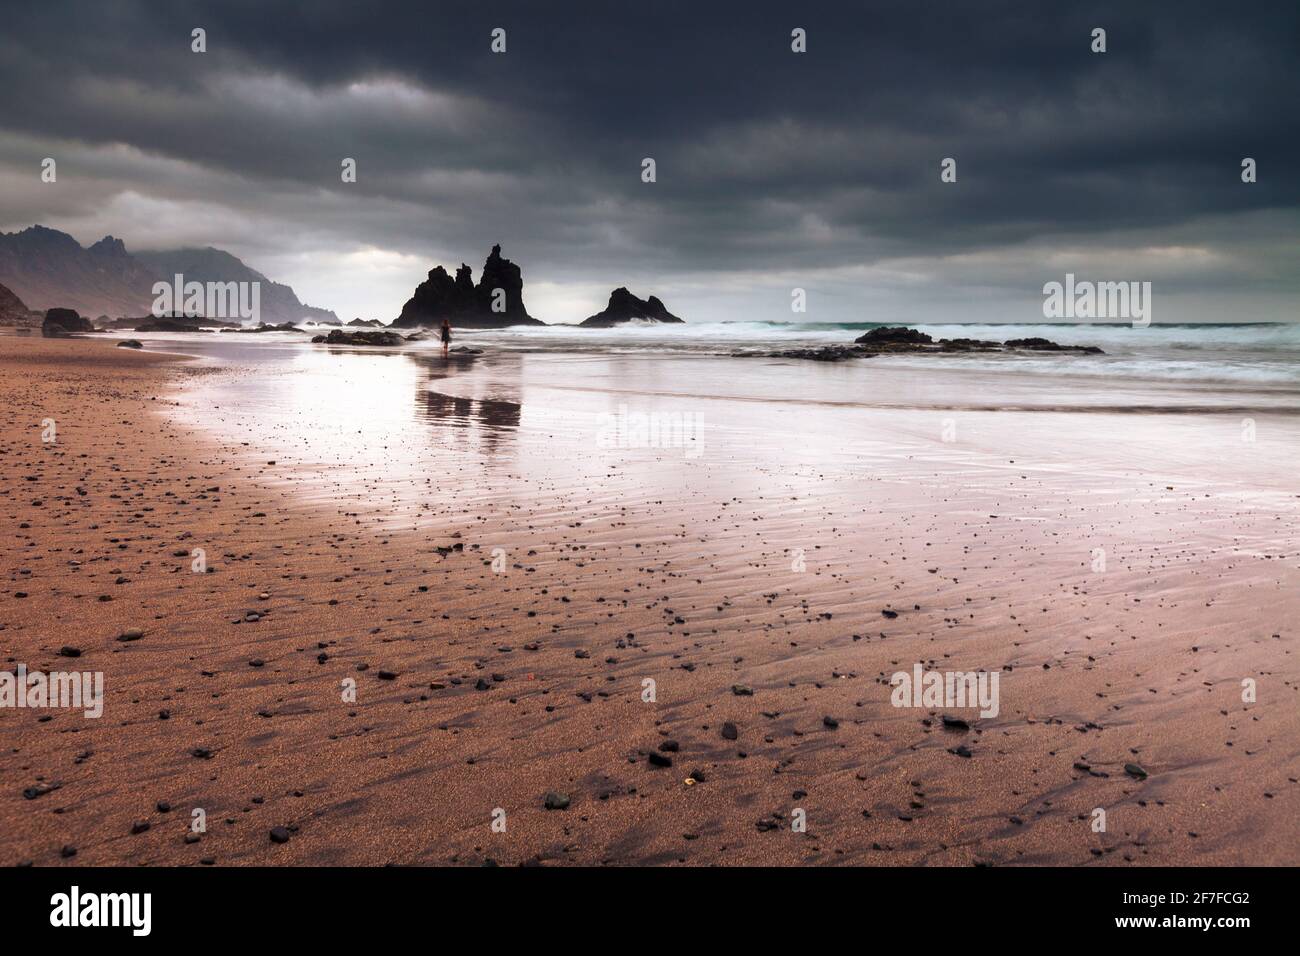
[312,329,405,347]
[734,345,870,362]
[229,323,304,333]
[133,315,225,332]
[115,339,143,348]
[130,313,240,331]
[738,326,1104,361]
[1005,336,1104,354]
[393,244,544,328]
[41,308,94,337]
[855,326,934,345]
[579,288,684,328]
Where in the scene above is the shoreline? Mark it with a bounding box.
[1,335,1296,866]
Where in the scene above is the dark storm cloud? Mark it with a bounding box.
[0,0,1296,321]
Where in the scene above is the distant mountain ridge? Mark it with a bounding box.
[0,225,338,324]
[136,247,338,325]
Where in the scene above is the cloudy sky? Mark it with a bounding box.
[1,0,1296,324]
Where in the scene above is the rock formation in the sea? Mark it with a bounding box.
[116,339,143,349]
[312,329,405,346]
[1002,336,1101,352]
[131,313,239,332]
[0,225,338,323]
[41,307,95,337]
[228,323,305,333]
[131,317,210,332]
[0,281,38,326]
[348,318,384,327]
[854,326,933,346]
[579,288,684,328]
[736,326,1103,361]
[393,244,544,328]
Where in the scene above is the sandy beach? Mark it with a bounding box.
[1,333,1297,866]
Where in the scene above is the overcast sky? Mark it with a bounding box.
[1,0,1296,324]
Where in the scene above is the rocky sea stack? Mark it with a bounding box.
[579,288,684,328]
[393,244,544,328]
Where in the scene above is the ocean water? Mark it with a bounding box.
[154,320,1299,525]
[449,321,1300,386]
[126,320,1300,389]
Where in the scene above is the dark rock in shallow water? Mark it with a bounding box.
[733,345,870,362]
[132,314,236,332]
[134,318,206,332]
[348,317,383,327]
[579,287,684,327]
[855,326,934,345]
[735,326,1104,361]
[393,244,544,328]
[231,322,304,333]
[116,339,143,349]
[1004,336,1103,354]
[312,329,405,347]
[42,308,94,337]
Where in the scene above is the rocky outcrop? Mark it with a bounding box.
[41,307,95,337]
[228,323,304,333]
[134,319,208,333]
[312,329,405,346]
[393,244,543,328]
[131,314,240,332]
[854,326,933,346]
[347,318,384,327]
[1003,337,1101,352]
[737,326,1104,361]
[579,288,684,328]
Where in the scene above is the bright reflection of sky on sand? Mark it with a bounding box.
[162,339,1300,538]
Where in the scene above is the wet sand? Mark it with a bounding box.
[1,334,1297,866]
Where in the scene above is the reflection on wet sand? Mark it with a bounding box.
[418,389,520,454]
[410,352,521,455]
